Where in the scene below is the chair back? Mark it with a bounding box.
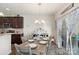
[14,43,29,55]
[21,36,28,43]
[20,46,29,53]
[14,44,20,53]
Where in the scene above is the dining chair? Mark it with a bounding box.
[28,43,38,55]
[14,44,23,55]
[46,37,52,53]
[28,47,37,55]
[19,45,29,55]
[55,48,69,55]
[15,43,30,55]
[21,36,28,43]
[40,45,48,55]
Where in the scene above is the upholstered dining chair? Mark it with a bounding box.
[28,43,47,55]
[14,44,23,55]
[21,36,28,43]
[19,45,29,55]
[46,37,52,52]
[14,43,30,55]
[28,43,38,55]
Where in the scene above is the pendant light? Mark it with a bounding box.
[34,3,41,24]
[34,3,45,24]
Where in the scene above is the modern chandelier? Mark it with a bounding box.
[34,3,45,24]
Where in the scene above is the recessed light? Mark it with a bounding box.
[5,8,10,11]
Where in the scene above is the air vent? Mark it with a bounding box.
[61,3,74,14]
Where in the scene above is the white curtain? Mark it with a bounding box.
[56,18,63,48]
[57,7,79,54]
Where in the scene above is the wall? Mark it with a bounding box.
[22,14,56,37]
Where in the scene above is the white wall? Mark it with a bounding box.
[22,14,56,36]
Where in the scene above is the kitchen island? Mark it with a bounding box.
[0,34,11,55]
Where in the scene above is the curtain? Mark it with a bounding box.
[57,7,79,54]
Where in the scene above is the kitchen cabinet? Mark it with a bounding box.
[11,34,22,44]
[0,16,23,28]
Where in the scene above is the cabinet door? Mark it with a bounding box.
[11,34,22,44]
[11,17,23,28]
[15,17,23,28]
[3,17,11,28]
[3,17,10,23]
[0,17,3,28]
[16,17,23,28]
[11,17,16,28]
[8,17,13,28]
[0,17,3,24]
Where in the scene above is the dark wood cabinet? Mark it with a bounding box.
[11,34,22,44]
[0,16,23,28]
[0,16,23,44]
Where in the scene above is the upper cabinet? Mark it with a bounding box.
[0,16,23,28]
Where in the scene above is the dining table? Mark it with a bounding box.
[19,38,49,55]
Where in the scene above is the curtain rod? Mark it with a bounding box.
[58,4,79,19]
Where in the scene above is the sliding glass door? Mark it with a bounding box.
[57,7,79,55]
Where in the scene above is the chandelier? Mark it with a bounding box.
[34,3,45,24]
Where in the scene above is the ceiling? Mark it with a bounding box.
[0,3,71,16]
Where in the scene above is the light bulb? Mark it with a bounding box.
[41,20,45,24]
[34,20,39,24]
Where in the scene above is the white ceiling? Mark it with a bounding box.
[0,3,71,15]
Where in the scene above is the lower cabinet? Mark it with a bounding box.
[11,34,22,44]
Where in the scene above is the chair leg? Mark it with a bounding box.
[29,47,32,55]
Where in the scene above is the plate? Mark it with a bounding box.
[29,43,37,48]
[43,38,48,41]
[28,39,34,43]
[39,41,47,45]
